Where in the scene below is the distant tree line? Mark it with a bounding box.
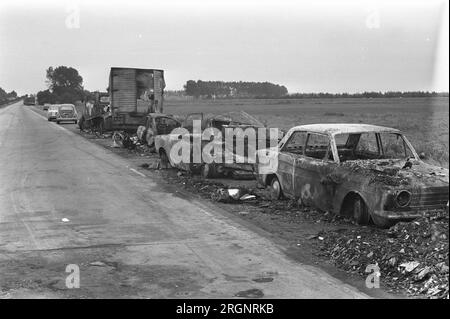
[36,66,88,105]
[184,80,288,98]
[285,91,449,99]
[0,87,18,105]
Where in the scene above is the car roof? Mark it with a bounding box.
[290,123,400,136]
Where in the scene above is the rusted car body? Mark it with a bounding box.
[256,124,449,227]
[155,111,276,177]
[136,113,181,147]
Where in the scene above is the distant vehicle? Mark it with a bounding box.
[256,124,449,228]
[24,96,35,106]
[47,105,60,121]
[56,104,78,124]
[43,103,51,111]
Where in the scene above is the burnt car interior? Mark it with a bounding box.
[153,117,180,135]
[282,131,333,161]
[336,132,414,162]
[282,131,415,163]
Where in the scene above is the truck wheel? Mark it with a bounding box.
[201,163,216,179]
[159,150,171,169]
[98,119,106,134]
[371,215,395,229]
[270,176,283,200]
[353,197,370,225]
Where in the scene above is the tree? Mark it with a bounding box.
[7,90,17,99]
[184,80,199,98]
[183,80,288,98]
[36,89,57,105]
[0,87,7,104]
[45,66,84,103]
[46,66,83,91]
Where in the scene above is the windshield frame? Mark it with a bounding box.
[332,131,419,164]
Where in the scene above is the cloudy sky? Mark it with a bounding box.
[0,0,448,95]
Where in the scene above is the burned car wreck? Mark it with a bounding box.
[155,111,280,178]
[257,124,449,228]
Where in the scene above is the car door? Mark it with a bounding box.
[293,132,337,211]
[276,131,308,197]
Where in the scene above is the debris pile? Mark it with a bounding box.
[318,211,449,298]
[211,188,256,202]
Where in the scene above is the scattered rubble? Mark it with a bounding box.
[211,188,256,203]
[317,212,449,299]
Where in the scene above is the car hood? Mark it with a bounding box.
[341,159,449,188]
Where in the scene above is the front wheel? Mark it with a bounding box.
[269,176,283,200]
[371,214,395,229]
[159,150,171,169]
[353,197,370,225]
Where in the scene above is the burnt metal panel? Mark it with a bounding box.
[110,68,137,114]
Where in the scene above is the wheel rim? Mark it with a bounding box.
[161,152,170,168]
[271,179,281,199]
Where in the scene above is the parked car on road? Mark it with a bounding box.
[47,104,60,121]
[43,103,51,111]
[256,124,449,228]
[56,104,78,124]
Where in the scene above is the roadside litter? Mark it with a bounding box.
[211,188,257,203]
[318,212,449,298]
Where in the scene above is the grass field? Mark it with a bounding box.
[164,97,449,167]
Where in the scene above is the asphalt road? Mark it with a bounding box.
[0,101,368,298]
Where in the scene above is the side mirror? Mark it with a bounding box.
[419,152,426,160]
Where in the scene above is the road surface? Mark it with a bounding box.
[0,101,368,298]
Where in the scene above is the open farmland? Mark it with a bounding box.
[165,97,449,167]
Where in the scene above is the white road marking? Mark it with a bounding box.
[129,168,146,177]
[199,208,213,216]
[29,109,70,131]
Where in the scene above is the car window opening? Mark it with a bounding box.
[336,132,414,162]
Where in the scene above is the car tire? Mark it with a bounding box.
[371,215,395,229]
[159,150,171,169]
[201,163,216,179]
[56,120,60,124]
[74,120,77,124]
[353,196,370,225]
[270,176,283,200]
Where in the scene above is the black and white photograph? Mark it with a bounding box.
[0,0,448,307]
